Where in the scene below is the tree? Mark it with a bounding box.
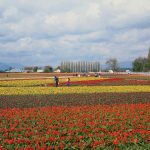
[44,66,53,73]
[147,48,150,63]
[106,58,119,71]
[132,47,150,72]
[144,63,150,71]
[24,66,34,73]
[132,57,147,72]
[144,48,150,71]
[61,67,71,73]
[33,66,38,72]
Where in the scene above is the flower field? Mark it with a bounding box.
[0,77,97,87]
[0,104,150,149]
[0,86,150,95]
[0,74,150,149]
[1,76,150,87]
[0,92,150,108]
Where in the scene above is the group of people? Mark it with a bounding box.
[54,76,70,87]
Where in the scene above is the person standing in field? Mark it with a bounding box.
[54,76,59,87]
[66,78,71,86]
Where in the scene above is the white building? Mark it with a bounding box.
[54,69,61,73]
[37,69,44,73]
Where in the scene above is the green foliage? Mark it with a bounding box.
[132,48,150,72]
[33,66,38,72]
[61,67,71,73]
[44,66,53,73]
[132,58,150,72]
[144,63,150,72]
[132,57,147,72]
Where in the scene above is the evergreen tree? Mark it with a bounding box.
[132,57,147,72]
[144,48,150,71]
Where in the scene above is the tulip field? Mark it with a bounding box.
[0,74,150,149]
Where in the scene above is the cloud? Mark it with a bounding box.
[0,0,150,67]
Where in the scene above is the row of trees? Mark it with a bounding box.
[3,48,149,73]
[60,61,100,73]
[24,66,53,73]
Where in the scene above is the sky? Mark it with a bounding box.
[0,0,150,68]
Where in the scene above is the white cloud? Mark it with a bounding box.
[0,0,150,67]
[2,7,18,19]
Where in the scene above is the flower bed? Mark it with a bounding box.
[0,86,150,95]
[0,77,106,87]
[0,104,149,149]
[0,92,150,108]
[0,75,149,149]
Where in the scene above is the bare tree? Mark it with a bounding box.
[106,58,119,71]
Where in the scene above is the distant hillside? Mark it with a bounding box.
[0,62,10,71]
[0,62,23,71]
[119,61,132,68]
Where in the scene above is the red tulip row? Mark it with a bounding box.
[0,103,149,149]
[70,78,123,85]
[47,78,124,86]
[98,79,150,86]
[66,78,150,86]
[46,78,150,87]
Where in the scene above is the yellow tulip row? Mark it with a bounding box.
[0,77,104,87]
[0,86,150,95]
